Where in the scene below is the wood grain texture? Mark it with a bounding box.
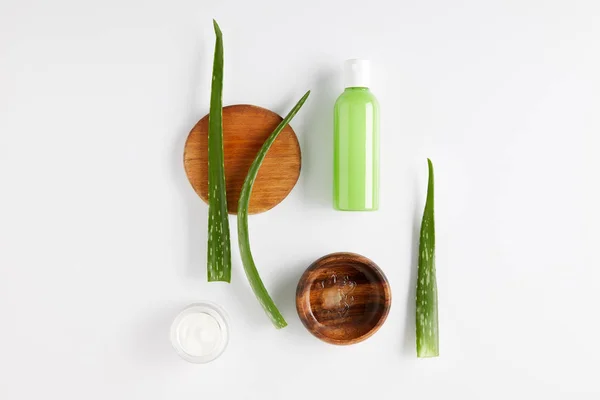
[296,252,392,345]
[184,104,301,215]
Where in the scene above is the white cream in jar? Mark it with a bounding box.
[170,303,229,363]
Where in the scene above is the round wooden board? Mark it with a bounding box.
[183,104,301,215]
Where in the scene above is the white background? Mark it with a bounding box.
[1,1,599,399]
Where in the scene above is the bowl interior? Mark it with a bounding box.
[296,253,391,345]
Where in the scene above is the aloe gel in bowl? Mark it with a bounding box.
[333,59,380,211]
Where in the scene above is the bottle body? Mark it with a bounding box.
[334,87,380,211]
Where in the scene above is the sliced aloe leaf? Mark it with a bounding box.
[416,158,439,357]
[237,91,310,328]
[207,19,231,282]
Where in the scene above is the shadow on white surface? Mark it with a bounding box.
[169,41,209,281]
[401,179,422,357]
[300,69,337,207]
[228,261,270,325]
[270,260,315,343]
[128,303,183,366]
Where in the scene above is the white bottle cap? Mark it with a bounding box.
[344,59,370,88]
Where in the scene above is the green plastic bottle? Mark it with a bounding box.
[334,59,380,211]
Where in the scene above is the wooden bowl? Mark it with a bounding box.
[296,252,391,345]
[183,104,301,215]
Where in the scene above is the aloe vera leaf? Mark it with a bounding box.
[237,91,310,328]
[416,158,439,357]
[207,19,231,282]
